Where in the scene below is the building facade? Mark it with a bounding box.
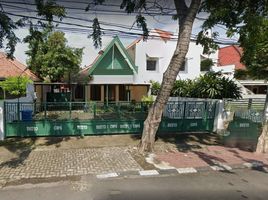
[79,30,216,102]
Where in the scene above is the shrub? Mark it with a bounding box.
[171,72,241,99]
[0,76,32,97]
[150,80,160,95]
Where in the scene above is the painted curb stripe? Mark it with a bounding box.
[96,172,118,179]
[243,162,264,168]
[210,163,232,171]
[176,167,197,174]
[139,170,159,176]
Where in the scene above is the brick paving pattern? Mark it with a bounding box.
[0,147,142,180]
[155,146,268,168]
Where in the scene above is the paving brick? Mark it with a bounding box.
[0,147,142,181]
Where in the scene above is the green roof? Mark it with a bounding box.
[88,36,138,75]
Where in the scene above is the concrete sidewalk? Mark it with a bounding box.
[153,145,268,169]
[0,134,267,187]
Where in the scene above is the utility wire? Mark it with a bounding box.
[0,2,238,45]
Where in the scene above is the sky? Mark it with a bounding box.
[1,0,238,67]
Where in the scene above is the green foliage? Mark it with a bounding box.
[199,0,268,79]
[154,72,242,99]
[150,80,160,95]
[195,72,241,99]
[196,31,219,54]
[241,18,268,80]
[24,25,50,76]
[0,76,32,96]
[171,79,196,97]
[0,11,25,58]
[234,69,250,80]
[135,15,149,39]
[200,58,213,71]
[85,0,148,48]
[89,18,103,48]
[141,95,153,102]
[35,0,65,24]
[31,31,83,82]
[141,95,154,111]
[23,0,66,76]
[0,0,65,58]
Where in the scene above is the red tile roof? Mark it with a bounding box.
[0,52,40,81]
[218,45,246,70]
[154,29,173,42]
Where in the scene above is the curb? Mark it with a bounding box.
[96,161,267,179]
[0,162,266,188]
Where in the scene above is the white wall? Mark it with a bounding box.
[212,64,235,79]
[133,38,213,84]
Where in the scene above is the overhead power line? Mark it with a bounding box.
[0,0,203,18]
[0,2,238,45]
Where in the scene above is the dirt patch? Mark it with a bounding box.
[128,148,157,170]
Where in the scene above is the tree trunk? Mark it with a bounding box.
[256,87,268,153]
[256,122,268,153]
[139,0,201,153]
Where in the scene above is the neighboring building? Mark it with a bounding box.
[127,29,217,83]
[0,52,40,99]
[215,45,267,97]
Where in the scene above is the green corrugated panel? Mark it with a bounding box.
[223,118,262,145]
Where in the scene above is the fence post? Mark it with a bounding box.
[204,101,208,131]
[44,102,47,119]
[69,102,72,120]
[93,102,96,118]
[17,102,20,121]
[248,98,253,110]
[182,101,187,131]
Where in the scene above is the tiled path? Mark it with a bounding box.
[1,141,268,183]
[155,146,268,168]
[0,147,142,180]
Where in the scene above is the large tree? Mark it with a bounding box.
[0,0,65,58]
[26,31,83,82]
[85,0,268,152]
[0,0,267,152]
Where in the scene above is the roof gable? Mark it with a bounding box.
[218,45,246,70]
[0,52,40,81]
[88,36,137,75]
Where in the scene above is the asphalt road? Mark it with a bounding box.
[1,169,268,200]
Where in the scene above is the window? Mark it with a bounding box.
[90,85,101,101]
[200,57,213,71]
[179,59,187,72]
[146,59,157,71]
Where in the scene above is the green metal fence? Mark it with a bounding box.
[222,99,265,150]
[4,100,217,137]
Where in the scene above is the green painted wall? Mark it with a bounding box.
[222,117,262,145]
[5,118,215,137]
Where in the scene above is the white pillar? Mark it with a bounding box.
[215,100,225,131]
